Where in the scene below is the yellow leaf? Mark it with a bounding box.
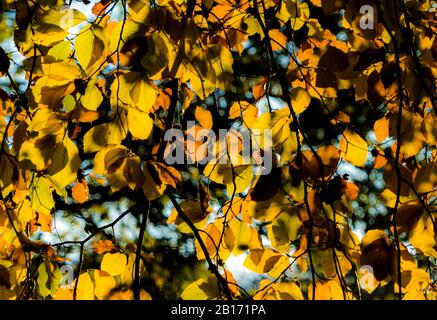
[277,0,309,31]
[0,154,14,198]
[16,198,35,227]
[107,20,144,53]
[403,268,432,300]
[267,209,302,253]
[127,107,153,140]
[290,87,311,114]
[181,276,220,300]
[101,253,127,276]
[203,155,253,195]
[48,137,81,190]
[254,280,304,300]
[414,163,436,194]
[129,75,157,112]
[308,280,344,300]
[168,199,210,225]
[29,177,54,216]
[119,253,136,286]
[243,248,284,274]
[194,221,226,260]
[40,9,87,29]
[252,108,298,162]
[379,188,410,208]
[361,229,388,249]
[94,270,116,300]
[54,287,73,300]
[81,79,103,111]
[339,129,368,167]
[140,33,169,78]
[93,145,129,175]
[252,77,268,101]
[154,163,182,189]
[47,41,71,61]
[75,272,95,300]
[228,218,251,255]
[83,124,109,153]
[423,110,436,145]
[389,111,426,158]
[228,101,258,127]
[32,26,67,46]
[30,211,52,233]
[19,134,59,171]
[83,115,127,153]
[75,25,105,74]
[41,61,82,83]
[245,192,292,222]
[108,289,152,300]
[409,214,437,258]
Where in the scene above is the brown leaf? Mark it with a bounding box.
[249,167,282,201]
[360,237,392,281]
[367,71,386,108]
[318,46,349,72]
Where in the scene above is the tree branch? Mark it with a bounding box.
[134,200,150,300]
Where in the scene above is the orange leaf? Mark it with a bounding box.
[345,182,359,200]
[269,29,287,51]
[72,180,89,204]
[195,106,213,129]
[92,240,117,255]
[253,77,268,101]
[374,117,389,143]
[92,0,111,16]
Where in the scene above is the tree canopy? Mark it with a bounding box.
[0,0,436,300]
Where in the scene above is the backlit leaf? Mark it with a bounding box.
[101,253,128,276]
[339,129,368,167]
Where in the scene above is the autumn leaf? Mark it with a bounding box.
[181,276,220,300]
[72,180,89,203]
[339,129,368,167]
[0,0,436,302]
[92,240,116,255]
[308,280,344,300]
[101,253,127,276]
[290,87,311,114]
[269,29,287,51]
[195,106,213,129]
